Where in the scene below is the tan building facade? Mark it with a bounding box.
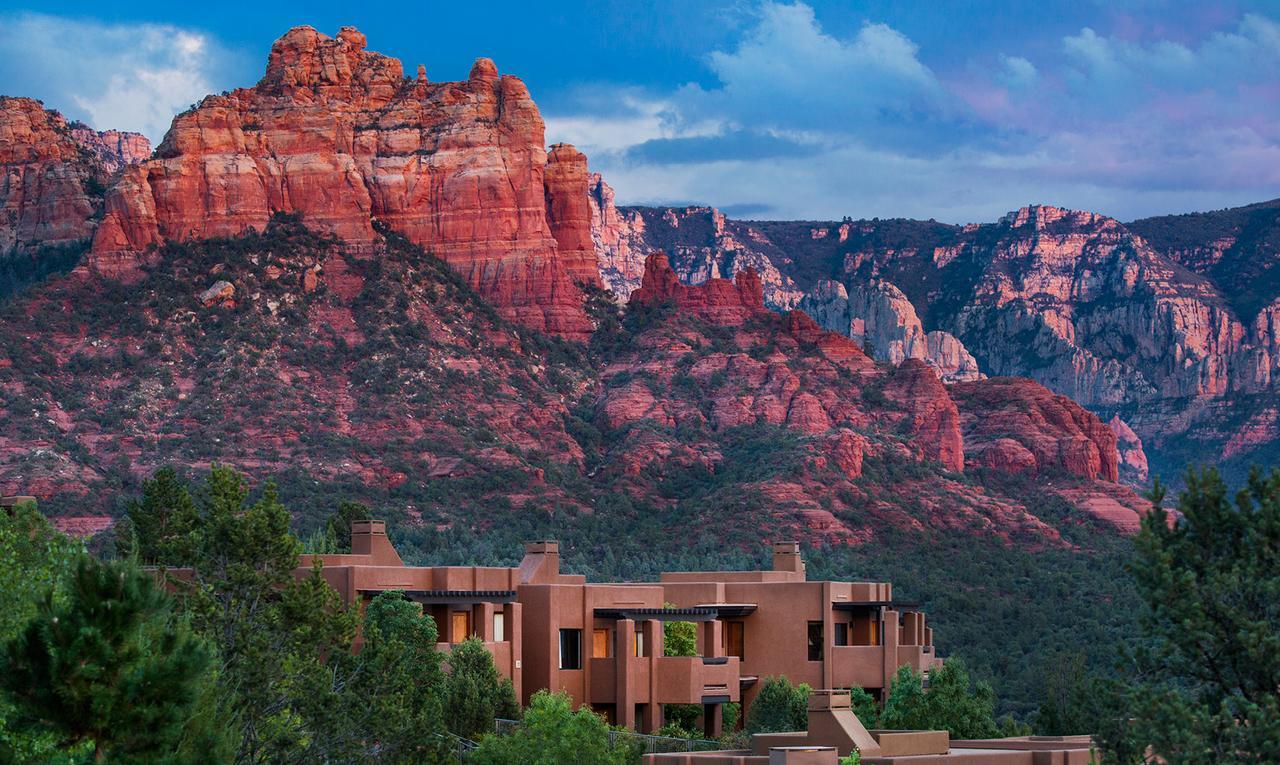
[306,522,940,735]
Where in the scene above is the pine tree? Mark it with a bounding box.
[1104,468,1280,764]
[0,556,225,764]
[120,466,199,566]
[746,676,810,733]
[327,500,370,553]
[445,636,521,740]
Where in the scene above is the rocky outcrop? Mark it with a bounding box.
[629,252,767,325]
[951,377,1119,482]
[799,278,982,382]
[86,26,598,339]
[589,191,803,308]
[589,173,650,298]
[1108,415,1149,483]
[0,98,103,253]
[67,123,150,173]
[884,359,964,472]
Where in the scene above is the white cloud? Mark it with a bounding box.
[0,13,235,143]
[997,55,1037,89]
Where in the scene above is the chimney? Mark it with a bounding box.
[772,541,805,576]
[519,540,561,584]
[350,520,403,566]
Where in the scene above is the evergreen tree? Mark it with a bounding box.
[747,676,810,733]
[444,637,520,740]
[119,466,199,566]
[879,659,1022,739]
[0,556,225,764]
[327,500,370,553]
[0,500,83,763]
[470,690,630,765]
[1103,469,1280,764]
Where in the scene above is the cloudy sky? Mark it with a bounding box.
[2,1,1277,222]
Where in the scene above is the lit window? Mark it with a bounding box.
[452,611,471,643]
[593,628,611,658]
[493,612,505,642]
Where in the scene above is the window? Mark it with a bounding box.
[807,621,824,661]
[451,611,471,643]
[493,612,505,642]
[635,628,646,657]
[559,628,583,670]
[724,621,745,661]
[593,628,611,658]
[834,622,849,647]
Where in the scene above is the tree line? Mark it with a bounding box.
[2,465,1277,763]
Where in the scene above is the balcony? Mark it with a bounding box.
[830,645,887,689]
[654,656,740,704]
[589,656,741,706]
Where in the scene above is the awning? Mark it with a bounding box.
[694,603,758,618]
[594,606,717,622]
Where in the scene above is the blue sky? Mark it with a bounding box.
[2,1,1278,222]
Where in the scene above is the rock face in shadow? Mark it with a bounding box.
[0,97,148,254]
[86,26,598,339]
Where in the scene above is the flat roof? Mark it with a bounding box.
[363,589,517,604]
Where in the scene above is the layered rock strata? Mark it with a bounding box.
[86,26,598,338]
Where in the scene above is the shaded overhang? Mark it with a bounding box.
[832,601,920,611]
[361,589,517,605]
[594,606,717,622]
[695,603,758,618]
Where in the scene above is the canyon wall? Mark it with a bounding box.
[86,26,598,338]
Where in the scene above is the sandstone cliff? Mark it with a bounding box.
[589,175,803,309]
[599,198,1276,486]
[86,26,598,339]
[0,97,151,254]
[799,278,982,382]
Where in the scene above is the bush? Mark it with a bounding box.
[470,690,632,765]
[747,676,810,733]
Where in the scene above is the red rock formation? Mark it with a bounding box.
[629,252,767,324]
[86,26,598,339]
[68,123,149,173]
[885,359,964,472]
[1108,415,1149,483]
[0,98,101,252]
[951,377,1119,481]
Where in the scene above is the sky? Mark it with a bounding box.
[1,1,1277,223]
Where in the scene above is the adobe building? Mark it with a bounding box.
[644,690,1095,765]
[304,522,938,737]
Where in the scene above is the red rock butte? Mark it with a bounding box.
[87,26,600,339]
[630,251,768,325]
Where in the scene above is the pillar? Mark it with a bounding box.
[615,619,636,730]
[704,702,723,739]
[642,619,663,733]
[701,619,723,658]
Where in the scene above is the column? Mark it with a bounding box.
[704,702,723,739]
[642,619,663,733]
[615,619,636,730]
[881,609,900,690]
[478,601,496,641]
[701,619,723,658]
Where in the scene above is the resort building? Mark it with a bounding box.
[305,521,940,736]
